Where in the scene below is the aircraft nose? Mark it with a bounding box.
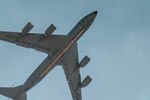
[93,11,98,15]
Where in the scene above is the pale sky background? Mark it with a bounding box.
[0,0,150,100]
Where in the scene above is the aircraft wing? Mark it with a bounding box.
[0,31,67,56]
[61,43,82,100]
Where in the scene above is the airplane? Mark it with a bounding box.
[0,11,97,100]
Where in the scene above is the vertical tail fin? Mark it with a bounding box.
[0,85,26,100]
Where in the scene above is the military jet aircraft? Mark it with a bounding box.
[0,11,97,100]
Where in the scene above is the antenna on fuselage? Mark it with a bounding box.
[11,82,16,88]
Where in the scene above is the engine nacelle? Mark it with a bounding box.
[45,24,56,36]
[22,22,33,34]
[81,76,92,88]
[79,56,90,68]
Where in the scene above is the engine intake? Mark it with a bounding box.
[81,75,92,88]
[45,24,56,36]
[22,22,33,34]
[79,56,90,68]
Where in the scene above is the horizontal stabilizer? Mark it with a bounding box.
[0,85,24,99]
[81,76,92,88]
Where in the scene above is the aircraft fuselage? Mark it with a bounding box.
[15,11,97,98]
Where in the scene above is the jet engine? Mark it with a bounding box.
[22,22,33,34]
[45,24,56,36]
[81,75,92,88]
[79,56,90,68]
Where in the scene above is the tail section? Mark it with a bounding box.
[0,85,26,100]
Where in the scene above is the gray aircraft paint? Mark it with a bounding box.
[0,11,97,100]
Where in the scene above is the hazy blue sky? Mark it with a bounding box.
[0,0,150,100]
